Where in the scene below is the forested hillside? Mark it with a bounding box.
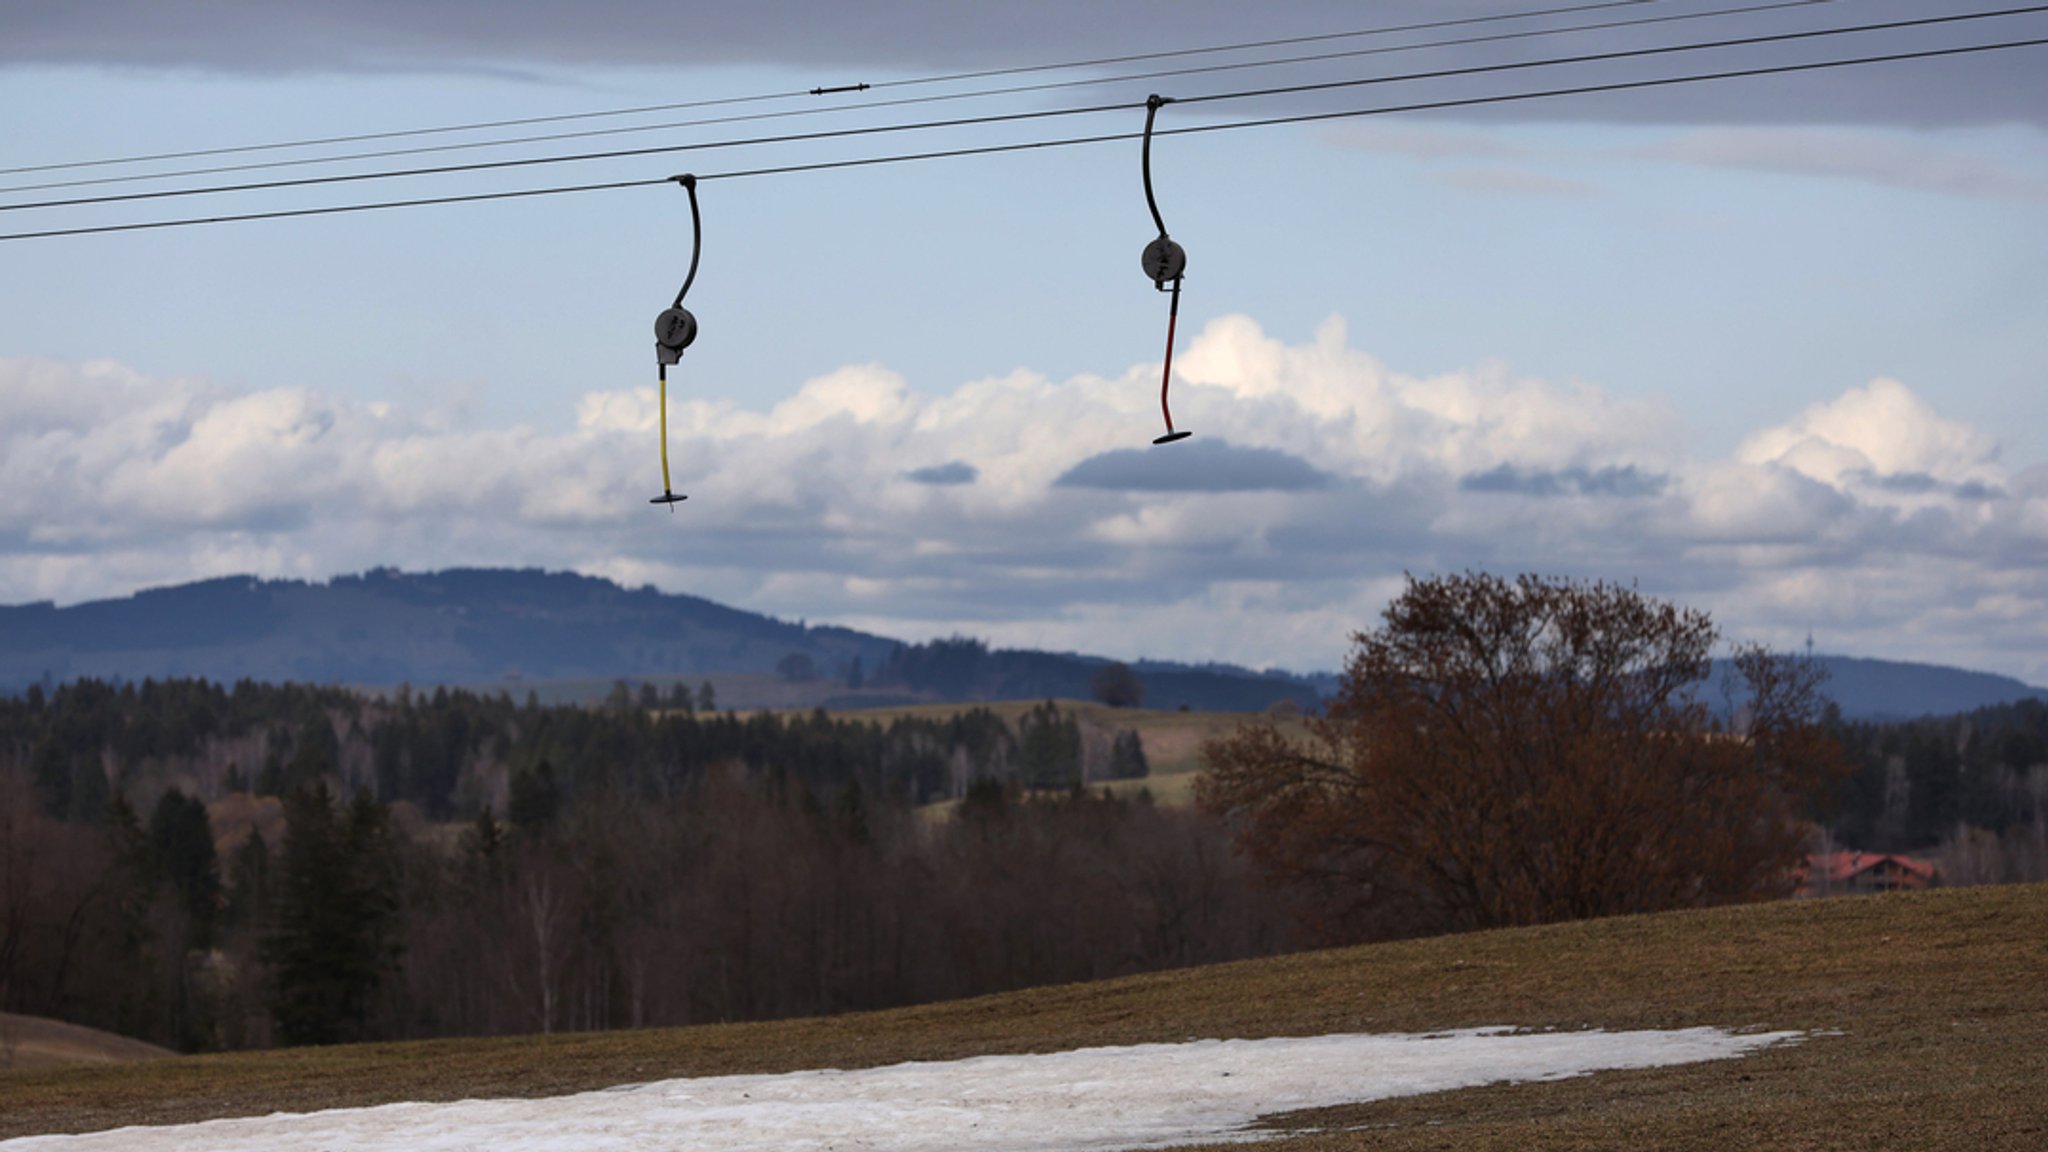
[0,569,894,691]
[0,569,1325,713]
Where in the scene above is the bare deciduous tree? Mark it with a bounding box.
[1199,572,1847,943]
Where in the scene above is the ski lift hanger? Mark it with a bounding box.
[1139,95,1191,446]
[650,173,701,509]
[645,96,1197,506]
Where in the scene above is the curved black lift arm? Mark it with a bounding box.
[1140,95,1191,446]
[651,174,701,508]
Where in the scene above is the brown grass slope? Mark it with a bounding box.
[2,883,2043,1148]
[0,1015,174,1073]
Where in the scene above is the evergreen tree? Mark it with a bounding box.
[100,794,162,1039]
[508,760,562,833]
[30,737,70,820]
[225,830,271,931]
[149,790,222,949]
[1018,702,1082,790]
[458,805,507,885]
[605,680,635,712]
[1109,729,1150,780]
[834,777,870,844]
[68,756,111,826]
[283,711,339,796]
[960,774,1009,822]
[265,782,402,1046]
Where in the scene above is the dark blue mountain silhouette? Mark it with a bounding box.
[1,569,2038,718]
[0,568,1324,711]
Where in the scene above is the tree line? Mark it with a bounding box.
[2,677,1155,823]
[0,766,1279,1052]
[1824,698,2048,883]
[1,680,1267,1053]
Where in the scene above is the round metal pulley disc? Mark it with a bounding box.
[1141,237,1186,284]
[655,307,699,352]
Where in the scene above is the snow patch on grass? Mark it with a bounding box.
[3,1026,1799,1152]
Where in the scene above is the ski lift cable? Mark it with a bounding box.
[5,2,2034,217]
[0,0,1662,179]
[0,0,1834,197]
[3,32,2045,245]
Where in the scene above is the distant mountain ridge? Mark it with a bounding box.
[0,568,1325,712]
[1774,654,2048,721]
[0,569,2040,719]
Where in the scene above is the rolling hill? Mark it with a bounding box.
[0,568,1326,712]
[0,1015,173,1074]
[1,568,2041,719]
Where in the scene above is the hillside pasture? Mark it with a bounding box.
[0,884,2041,1148]
[812,697,1306,783]
[0,1016,173,1075]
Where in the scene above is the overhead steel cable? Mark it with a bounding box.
[0,0,1834,197]
[4,2,2037,218]
[706,33,2048,180]
[5,32,2043,245]
[861,0,1661,89]
[0,0,1657,179]
[0,91,821,181]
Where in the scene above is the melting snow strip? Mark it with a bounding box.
[2,1026,1801,1152]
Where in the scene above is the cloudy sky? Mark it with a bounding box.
[4,0,2047,681]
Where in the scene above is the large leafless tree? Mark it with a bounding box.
[1199,572,1847,943]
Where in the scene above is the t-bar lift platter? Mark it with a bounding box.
[650,173,701,508]
[1140,95,1191,446]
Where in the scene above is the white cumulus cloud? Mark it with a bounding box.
[3,318,2046,681]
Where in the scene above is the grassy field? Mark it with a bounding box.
[806,697,1302,783]
[847,698,1281,816]
[0,1016,173,1075]
[3,883,2042,1148]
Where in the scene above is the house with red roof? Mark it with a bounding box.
[1795,851,1937,898]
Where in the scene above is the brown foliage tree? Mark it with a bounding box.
[1090,663,1145,709]
[1198,572,1847,943]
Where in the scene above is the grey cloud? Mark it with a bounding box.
[1461,464,1667,499]
[1867,470,1944,495]
[1852,469,2006,501]
[8,1,2046,129]
[903,461,978,486]
[1054,439,1330,493]
[1656,127,2048,204]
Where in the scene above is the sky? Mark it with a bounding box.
[0,1027,1799,1150]
[3,0,2048,681]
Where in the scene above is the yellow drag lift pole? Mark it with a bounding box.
[651,173,700,508]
